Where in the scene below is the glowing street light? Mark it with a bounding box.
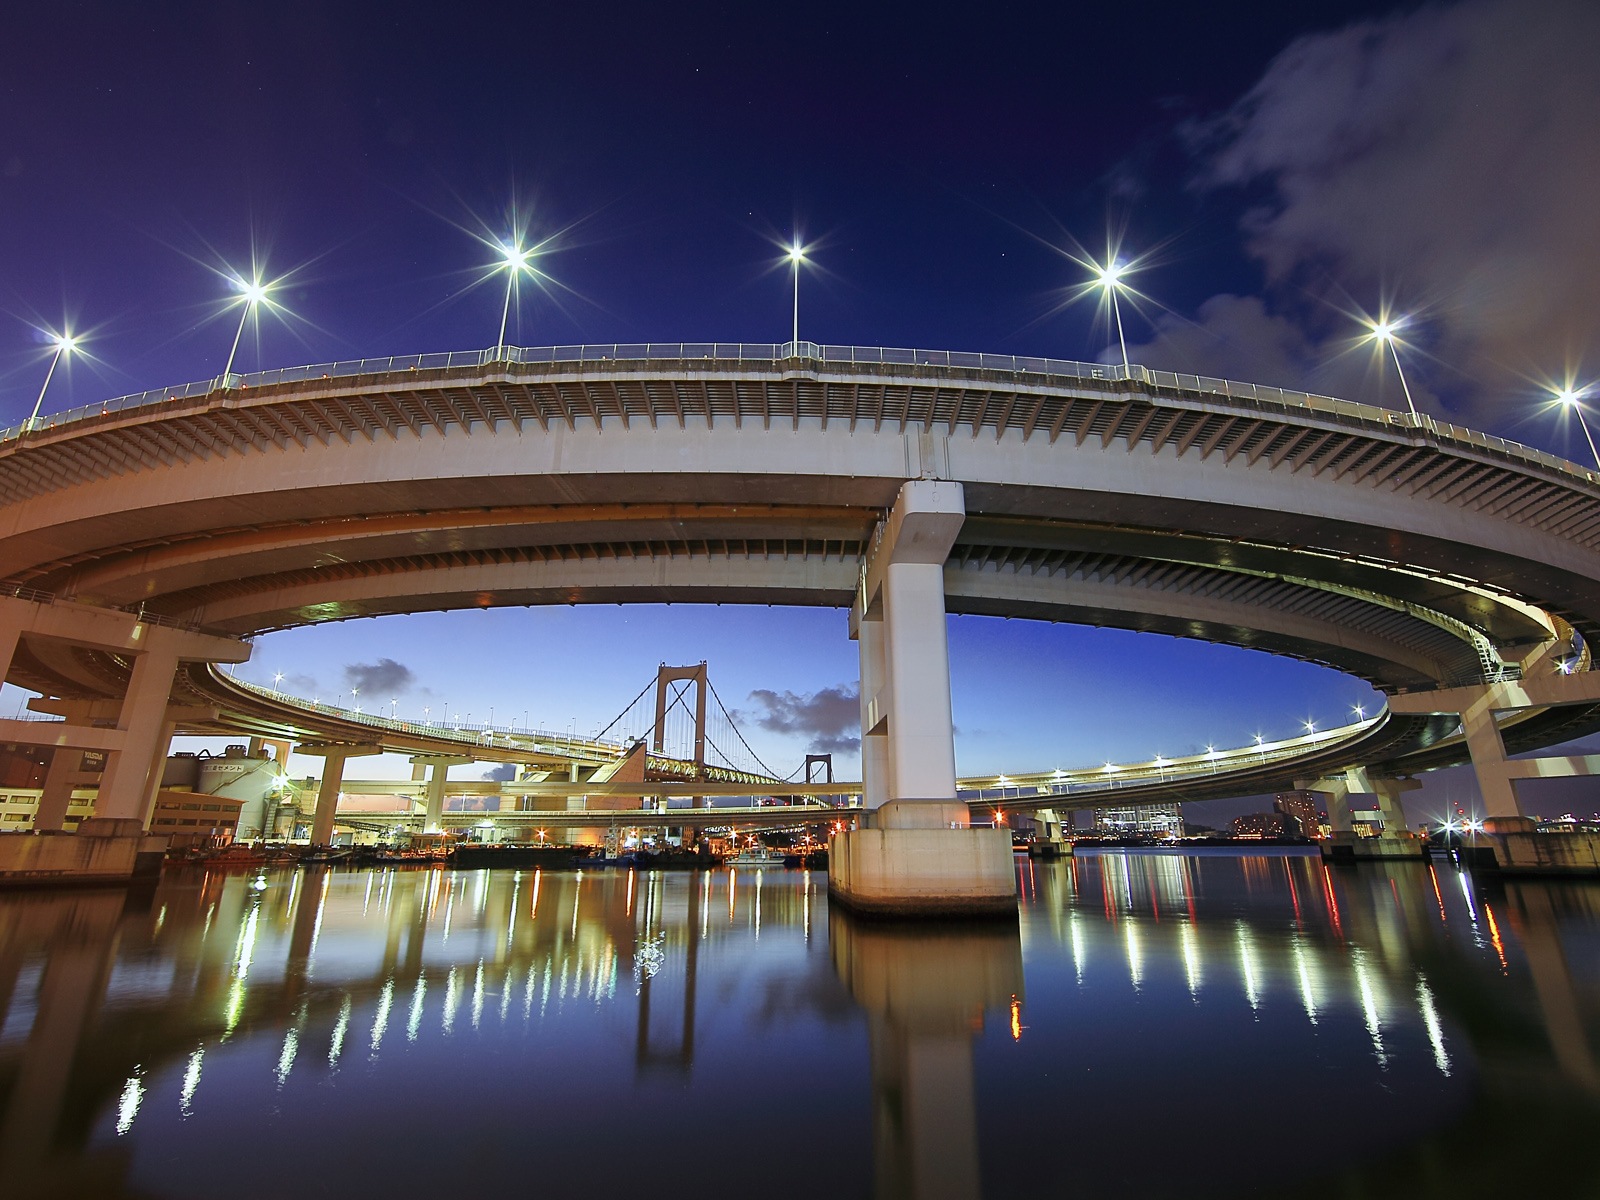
[1556,387,1600,469]
[222,277,273,382]
[27,331,79,429]
[1363,316,1419,419]
[1092,260,1132,375]
[493,241,536,359]
[786,241,806,346]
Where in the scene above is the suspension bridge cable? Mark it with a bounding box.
[594,676,658,743]
[705,678,788,781]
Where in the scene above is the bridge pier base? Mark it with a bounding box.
[833,482,1016,918]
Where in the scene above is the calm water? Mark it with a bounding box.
[2,851,1597,1199]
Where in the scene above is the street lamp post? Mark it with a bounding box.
[495,242,534,360]
[1557,388,1600,469]
[786,241,806,346]
[27,332,79,429]
[1364,318,1420,419]
[222,279,271,383]
[1094,262,1132,375]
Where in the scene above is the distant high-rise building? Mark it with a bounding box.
[1230,812,1285,838]
[1274,790,1323,839]
[1094,802,1184,838]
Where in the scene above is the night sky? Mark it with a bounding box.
[4,1,1598,820]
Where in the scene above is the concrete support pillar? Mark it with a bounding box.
[1301,773,1356,834]
[94,643,180,824]
[882,557,959,807]
[834,481,1014,916]
[1462,706,1524,819]
[1371,778,1417,834]
[298,744,382,846]
[0,617,20,684]
[410,756,473,833]
[857,607,890,811]
[312,751,350,847]
[34,749,85,832]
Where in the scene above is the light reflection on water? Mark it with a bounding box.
[0,852,1595,1199]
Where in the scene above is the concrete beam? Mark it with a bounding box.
[1388,670,1600,715]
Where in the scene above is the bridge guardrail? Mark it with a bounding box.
[5,343,1596,488]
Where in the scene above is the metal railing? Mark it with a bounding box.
[4,342,1596,486]
[215,669,629,760]
[0,584,216,634]
[958,717,1385,801]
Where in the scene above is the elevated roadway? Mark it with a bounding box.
[5,343,1600,826]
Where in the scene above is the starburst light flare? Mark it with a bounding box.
[221,275,278,383]
[787,241,807,346]
[27,330,81,428]
[1362,314,1420,419]
[1556,386,1600,469]
[493,240,537,359]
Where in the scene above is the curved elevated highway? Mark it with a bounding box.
[4,342,1600,829]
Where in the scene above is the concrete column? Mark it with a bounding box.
[311,750,349,847]
[1370,778,1417,834]
[300,743,382,844]
[0,617,20,684]
[34,749,84,831]
[882,558,958,806]
[1462,706,1524,818]
[831,481,1014,916]
[94,643,181,823]
[1301,774,1355,834]
[410,755,473,832]
[136,717,179,828]
[857,607,890,811]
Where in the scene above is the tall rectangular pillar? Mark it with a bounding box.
[0,618,21,685]
[881,559,958,806]
[311,751,349,847]
[833,480,1015,917]
[1462,706,1524,818]
[857,609,890,811]
[34,749,84,832]
[94,643,180,824]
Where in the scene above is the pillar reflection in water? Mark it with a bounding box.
[0,890,138,1199]
[830,910,1023,1200]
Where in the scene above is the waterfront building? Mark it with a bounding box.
[1094,802,1184,838]
[1274,790,1324,839]
[1230,812,1285,838]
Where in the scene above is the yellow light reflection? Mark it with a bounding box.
[1010,995,1023,1041]
[329,996,351,1067]
[1237,923,1260,1012]
[114,1071,145,1136]
[442,966,460,1034]
[179,1047,204,1117]
[370,978,394,1054]
[1124,921,1142,990]
[1069,912,1085,985]
[275,1025,299,1088]
[1293,939,1319,1026]
[1352,949,1388,1068]
[1181,922,1202,997]
[1416,974,1452,1076]
[406,976,427,1042]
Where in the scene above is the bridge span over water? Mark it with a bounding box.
[4,342,1600,844]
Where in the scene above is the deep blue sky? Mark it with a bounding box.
[4,0,1598,820]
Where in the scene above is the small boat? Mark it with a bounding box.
[726,851,789,869]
